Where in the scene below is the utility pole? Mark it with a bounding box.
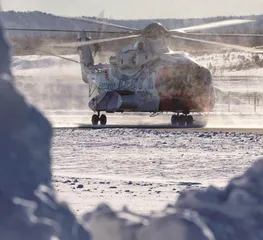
[254,92,257,113]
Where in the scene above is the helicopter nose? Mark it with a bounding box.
[195,66,212,84]
[155,64,214,112]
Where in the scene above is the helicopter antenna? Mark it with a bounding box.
[94,9,106,56]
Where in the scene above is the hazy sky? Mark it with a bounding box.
[2,0,263,19]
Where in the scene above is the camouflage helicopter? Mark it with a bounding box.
[5,17,263,126]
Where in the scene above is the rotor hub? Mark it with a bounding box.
[142,23,169,39]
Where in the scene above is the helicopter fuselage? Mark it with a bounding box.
[84,51,215,114]
[77,35,215,126]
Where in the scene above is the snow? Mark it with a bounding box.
[195,52,263,76]
[12,54,81,79]
[60,158,263,240]
[52,128,263,215]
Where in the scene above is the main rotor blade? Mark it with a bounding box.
[62,16,139,32]
[36,48,82,64]
[16,46,82,64]
[48,34,141,48]
[4,27,131,34]
[170,19,254,33]
[185,33,263,38]
[170,35,263,54]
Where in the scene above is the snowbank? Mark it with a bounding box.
[11,55,79,70]
[195,52,263,76]
[81,159,263,240]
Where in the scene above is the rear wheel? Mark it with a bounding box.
[92,114,99,125]
[186,115,194,126]
[100,114,107,125]
[178,115,186,126]
[171,115,179,126]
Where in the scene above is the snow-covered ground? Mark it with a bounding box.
[195,51,263,76]
[42,111,263,129]
[12,54,81,80]
[52,128,263,215]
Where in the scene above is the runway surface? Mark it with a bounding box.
[47,111,263,134]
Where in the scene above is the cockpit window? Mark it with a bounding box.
[133,41,144,51]
[120,44,134,52]
[133,41,139,49]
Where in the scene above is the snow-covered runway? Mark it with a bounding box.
[52,128,263,215]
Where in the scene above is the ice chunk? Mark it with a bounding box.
[0,195,55,240]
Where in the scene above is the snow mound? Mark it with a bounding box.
[195,52,263,76]
[11,55,78,70]
[12,57,57,70]
[0,23,91,240]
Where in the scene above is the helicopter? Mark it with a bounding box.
[4,16,263,126]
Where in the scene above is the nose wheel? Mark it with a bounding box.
[171,114,194,127]
[91,113,107,126]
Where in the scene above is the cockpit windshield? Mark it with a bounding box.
[120,44,134,53]
[133,41,144,51]
[133,41,139,49]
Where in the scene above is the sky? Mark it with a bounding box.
[1,0,263,19]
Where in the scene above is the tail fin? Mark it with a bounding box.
[77,30,94,84]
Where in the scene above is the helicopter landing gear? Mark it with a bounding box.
[91,112,107,126]
[171,114,180,126]
[100,114,107,126]
[92,114,99,125]
[186,115,194,126]
[171,114,194,127]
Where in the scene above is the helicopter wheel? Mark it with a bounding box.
[178,115,186,127]
[186,115,194,126]
[91,114,99,125]
[171,114,179,126]
[100,114,107,126]
[171,114,194,127]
